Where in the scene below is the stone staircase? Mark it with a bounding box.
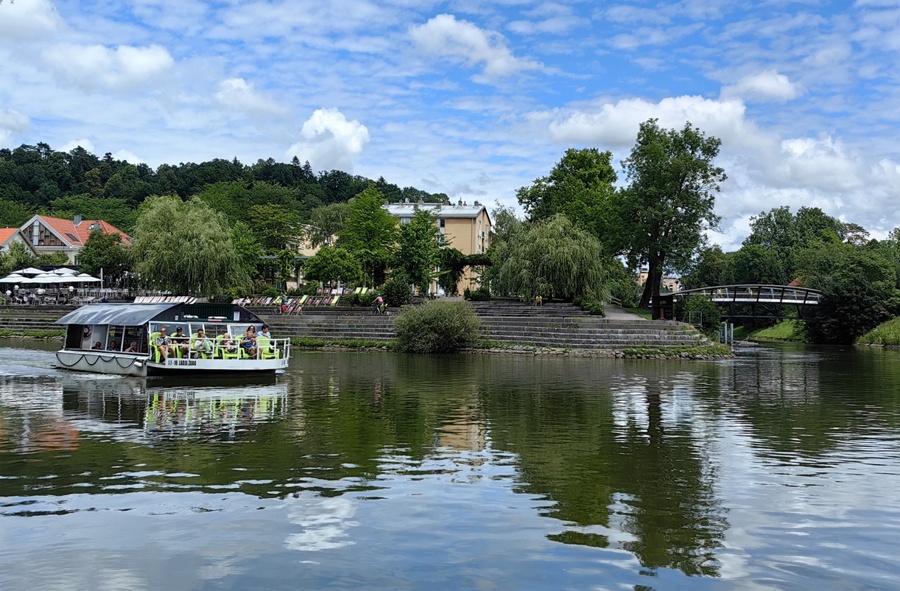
[254,300,708,349]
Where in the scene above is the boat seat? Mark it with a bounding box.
[217,335,242,360]
[149,332,164,363]
[256,335,280,359]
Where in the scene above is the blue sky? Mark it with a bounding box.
[1,0,899,249]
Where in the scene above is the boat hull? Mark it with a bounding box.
[55,350,149,377]
[56,350,289,377]
[146,356,288,375]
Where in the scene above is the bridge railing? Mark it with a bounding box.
[676,284,822,305]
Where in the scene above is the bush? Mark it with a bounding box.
[341,292,368,307]
[261,286,278,297]
[383,274,412,308]
[394,300,482,353]
[463,286,492,301]
[578,297,606,316]
[674,295,721,335]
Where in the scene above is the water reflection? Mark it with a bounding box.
[2,345,900,590]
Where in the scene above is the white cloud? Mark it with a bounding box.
[214,78,287,117]
[0,109,31,145]
[721,70,803,102]
[42,43,174,92]
[410,14,542,79]
[112,149,144,164]
[0,0,63,41]
[543,95,751,148]
[59,139,96,154]
[285,108,370,172]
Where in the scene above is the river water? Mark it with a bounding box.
[1,339,899,590]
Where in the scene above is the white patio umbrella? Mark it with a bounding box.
[52,267,78,275]
[12,267,45,276]
[71,273,101,283]
[0,273,27,284]
[19,273,59,284]
[27,273,70,284]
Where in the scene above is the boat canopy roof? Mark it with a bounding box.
[56,303,177,327]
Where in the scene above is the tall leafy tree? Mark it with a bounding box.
[77,230,132,286]
[799,243,899,344]
[303,245,362,287]
[494,214,606,301]
[0,241,36,276]
[231,220,264,282]
[396,209,441,296]
[131,196,250,296]
[338,187,397,286]
[437,247,467,296]
[618,119,726,309]
[682,245,733,289]
[307,202,350,247]
[516,148,618,245]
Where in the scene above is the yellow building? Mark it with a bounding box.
[384,200,492,295]
[636,269,682,293]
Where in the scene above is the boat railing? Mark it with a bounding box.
[200,337,290,361]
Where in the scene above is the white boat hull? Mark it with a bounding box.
[56,350,289,377]
[56,350,149,377]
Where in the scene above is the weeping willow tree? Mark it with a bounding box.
[494,214,607,301]
[131,196,251,296]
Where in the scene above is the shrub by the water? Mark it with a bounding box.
[394,300,482,353]
[463,286,492,301]
[383,274,412,308]
[674,295,721,336]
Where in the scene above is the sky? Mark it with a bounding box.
[1,0,899,250]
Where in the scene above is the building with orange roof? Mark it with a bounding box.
[15,214,131,263]
[0,226,38,255]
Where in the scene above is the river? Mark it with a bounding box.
[1,339,899,590]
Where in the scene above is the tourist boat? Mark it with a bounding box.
[54,302,290,377]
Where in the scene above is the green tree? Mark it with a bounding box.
[131,196,250,296]
[437,247,467,296]
[743,206,844,283]
[396,209,441,296]
[307,202,350,247]
[618,119,726,309]
[800,245,899,344]
[338,187,397,286]
[246,203,302,252]
[231,221,264,281]
[0,241,36,276]
[730,244,786,285]
[516,148,618,244]
[303,246,361,287]
[682,245,733,289]
[49,195,137,233]
[494,214,606,301]
[0,199,33,227]
[76,230,132,285]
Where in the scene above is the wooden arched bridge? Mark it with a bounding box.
[674,284,823,320]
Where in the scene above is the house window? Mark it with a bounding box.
[401,217,410,225]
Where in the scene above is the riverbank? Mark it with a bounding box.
[0,303,731,358]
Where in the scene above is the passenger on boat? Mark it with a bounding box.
[222,332,237,353]
[108,340,118,350]
[260,324,271,338]
[172,327,190,357]
[193,329,213,357]
[92,341,103,350]
[155,327,174,361]
[241,326,258,358]
[125,341,138,353]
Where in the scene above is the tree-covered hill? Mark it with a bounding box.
[0,143,447,231]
